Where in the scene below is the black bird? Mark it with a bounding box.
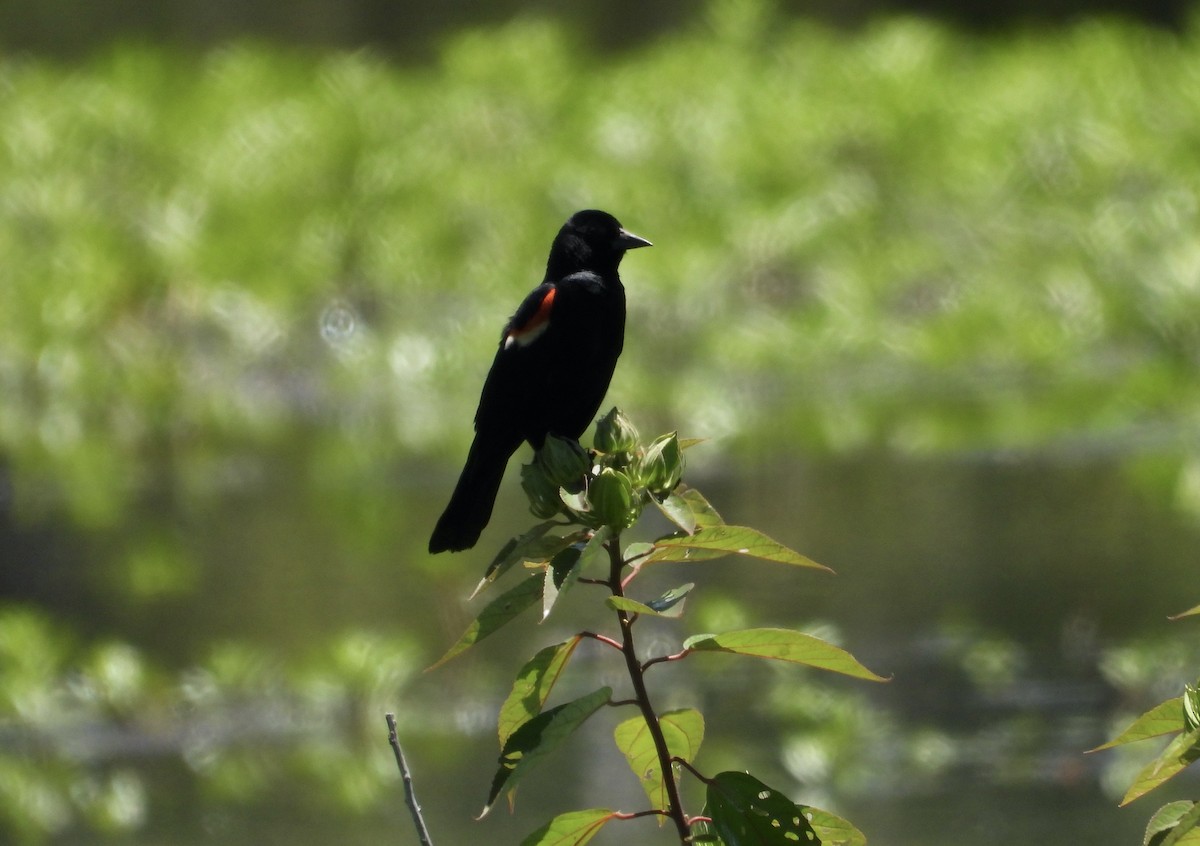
[429,209,651,553]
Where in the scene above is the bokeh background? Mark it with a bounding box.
[2,0,1199,843]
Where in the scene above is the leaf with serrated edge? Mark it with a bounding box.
[684,628,888,682]
[1090,698,1185,752]
[519,809,617,846]
[481,687,611,817]
[1144,801,1200,846]
[474,524,586,598]
[542,546,582,622]
[1121,727,1200,807]
[576,527,611,577]
[474,521,555,596]
[614,709,704,810]
[648,525,832,572]
[429,574,542,670]
[498,636,583,747]
[1186,685,1200,733]
[707,771,818,846]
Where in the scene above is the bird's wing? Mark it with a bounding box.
[501,282,557,350]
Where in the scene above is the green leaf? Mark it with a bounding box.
[808,806,867,846]
[429,574,543,670]
[607,596,666,617]
[649,583,695,614]
[676,486,724,527]
[1121,727,1200,807]
[648,526,832,573]
[684,628,888,682]
[1185,684,1200,733]
[605,584,694,619]
[690,817,724,843]
[706,771,819,846]
[1145,801,1200,846]
[624,541,655,564]
[1169,604,1200,621]
[560,487,591,515]
[655,491,698,535]
[520,808,618,846]
[542,545,583,621]
[498,636,583,747]
[473,522,585,598]
[475,520,556,594]
[1090,697,1185,752]
[653,486,724,534]
[481,687,612,817]
[614,709,704,810]
[577,527,613,577]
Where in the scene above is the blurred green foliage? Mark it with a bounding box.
[2,3,1199,528]
[0,605,421,840]
[2,3,1200,842]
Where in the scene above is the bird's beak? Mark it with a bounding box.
[615,228,652,250]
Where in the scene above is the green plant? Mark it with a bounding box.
[1092,604,1200,845]
[429,408,886,845]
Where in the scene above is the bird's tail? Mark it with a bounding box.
[428,434,520,554]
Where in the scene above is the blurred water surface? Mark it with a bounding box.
[2,445,1196,845]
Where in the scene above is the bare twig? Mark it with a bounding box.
[385,713,435,846]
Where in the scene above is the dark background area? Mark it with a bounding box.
[1,0,1192,59]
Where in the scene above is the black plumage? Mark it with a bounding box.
[428,209,650,553]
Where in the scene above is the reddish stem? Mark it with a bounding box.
[578,630,623,651]
[642,648,692,672]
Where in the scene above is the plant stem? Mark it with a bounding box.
[672,756,711,786]
[606,533,692,844]
[385,713,435,846]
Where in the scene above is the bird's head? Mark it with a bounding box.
[548,209,651,278]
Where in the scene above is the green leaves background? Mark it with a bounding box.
[4,7,1200,528]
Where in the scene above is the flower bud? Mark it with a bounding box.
[521,461,562,519]
[537,435,590,490]
[638,432,684,495]
[587,468,640,530]
[593,407,641,455]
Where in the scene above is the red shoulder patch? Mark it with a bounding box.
[504,287,556,349]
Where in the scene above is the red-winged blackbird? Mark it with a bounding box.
[428,210,651,554]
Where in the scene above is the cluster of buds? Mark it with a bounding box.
[520,408,685,532]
